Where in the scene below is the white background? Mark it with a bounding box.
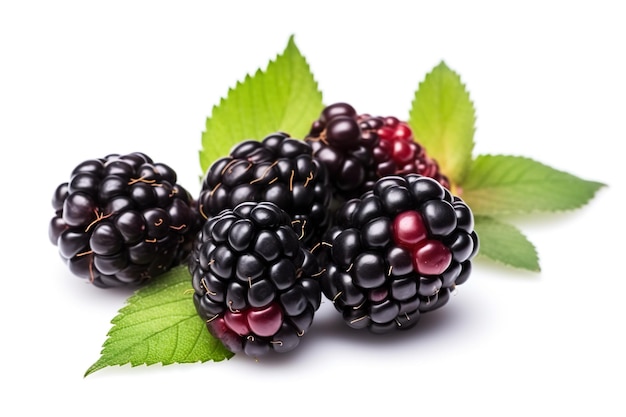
[1,1,624,415]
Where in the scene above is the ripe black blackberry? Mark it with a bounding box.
[188,201,323,356]
[197,132,331,248]
[306,102,450,202]
[48,152,201,288]
[316,174,478,333]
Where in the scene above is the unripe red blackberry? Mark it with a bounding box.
[306,103,450,202]
[188,201,324,356]
[316,174,477,333]
[49,152,201,288]
[197,132,331,248]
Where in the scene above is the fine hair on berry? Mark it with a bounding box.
[197,132,331,249]
[49,152,201,288]
[189,201,324,356]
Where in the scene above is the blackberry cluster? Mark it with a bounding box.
[317,174,478,333]
[49,152,200,288]
[49,105,479,357]
[197,132,331,248]
[306,102,450,202]
[189,201,323,356]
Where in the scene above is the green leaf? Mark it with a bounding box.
[474,216,540,271]
[199,35,324,174]
[462,154,606,215]
[408,61,476,186]
[85,266,233,376]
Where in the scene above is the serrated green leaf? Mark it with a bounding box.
[199,35,324,174]
[85,266,233,376]
[474,216,540,271]
[462,154,606,215]
[408,61,476,186]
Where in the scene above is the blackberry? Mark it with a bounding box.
[197,132,331,248]
[188,201,323,356]
[48,152,201,288]
[306,102,450,202]
[316,174,478,333]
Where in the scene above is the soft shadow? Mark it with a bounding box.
[248,298,468,369]
[313,301,462,345]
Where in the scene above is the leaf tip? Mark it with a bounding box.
[281,33,302,59]
[84,362,102,378]
[436,60,449,70]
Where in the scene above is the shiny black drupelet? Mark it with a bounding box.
[49,152,201,288]
[316,174,478,333]
[197,132,331,249]
[189,201,324,357]
[305,102,450,203]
